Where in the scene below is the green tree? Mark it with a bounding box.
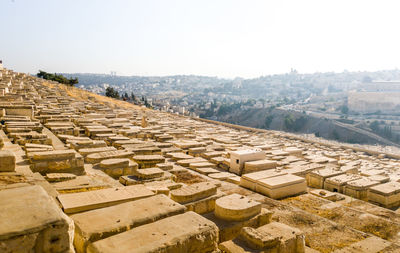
[264,115,274,129]
[370,120,380,132]
[105,87,119,99]
[36,70,78,86]
[340,105,349,114]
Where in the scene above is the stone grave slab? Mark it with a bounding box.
[71,194,186,253]
[0,150,15,172]
[87,211,219,253]
[0,185,73,253]
[57,185,155,214]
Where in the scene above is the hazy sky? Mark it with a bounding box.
[1,0,400,78]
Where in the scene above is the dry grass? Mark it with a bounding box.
[43,81,143,110]
[174,171,207,185]
[361,219,398,240]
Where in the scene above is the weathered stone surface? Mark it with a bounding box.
[99,158,130,169]
[170,182,217,204]
[204,208,273,242]
[132,155,165,168]
[0,150,15,172]
[87,211,219,253]
[215,193,261,221]
[72,194,186,253]
[45,173,77,182]
[256,174,307,199]
[0,185,74,253]
[30,149,75,161]
[86,150,135,164]
[135,167,164,179]
[57,185,155,214]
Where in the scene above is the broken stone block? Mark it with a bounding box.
[87,211,219,253]
[57,185,155,214]
[0,185,74,253]
[215,193,261,221]
[72,194,186,253]
[0,150,15,172]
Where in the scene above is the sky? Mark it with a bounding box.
[1,0,400,78]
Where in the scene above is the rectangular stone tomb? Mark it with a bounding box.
[368,181,400,208]
[170,182,217,204]
[96,158,138,179]
[256,174,307,199]
[243,159,277,174]
[306,168,346,189]
[170,182,222,214]
[28,149,84,175]
[57,185,155,214]
[229,149,266,175]
[0,185,73,253]
[87,211,219,253]
[0,150,16,172]
[343,177,381,200]
[71,194,186,253]
[240,169,287,191]
[324,174,362,193]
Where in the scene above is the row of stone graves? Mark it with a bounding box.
[1,67,400,252]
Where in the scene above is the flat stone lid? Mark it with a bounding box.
[245,159,277,166]
[311,168,345,178]
[242,169,287,182]
[209,172,235,180]
[215,193,261,221]
[325,174,362,185]
[136,168,164,179]
[170,182,217,203]
[346,177,380,188]
[133,155,165,161]
[87,211,217,253]
[57,185,155,214]
[369,181,400,195]
[30,149,75,161]
[257,174,305,189]
[100,158,130,169]
[0,185,65,240]
[71,194,186,242]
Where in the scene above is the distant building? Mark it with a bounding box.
[348,91,400,113]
